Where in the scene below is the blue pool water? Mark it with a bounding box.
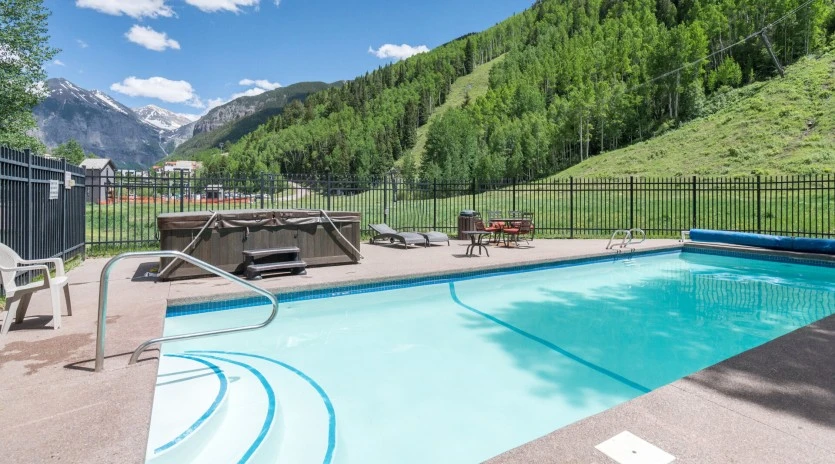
[147,250,835,463]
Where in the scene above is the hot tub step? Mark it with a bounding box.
[243,246,301,259]
[244,246,307,279]
[246,260,307,279]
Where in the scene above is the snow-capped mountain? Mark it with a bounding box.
[32,78,166,168]
[134,105,198,132]
[31,78,330,168]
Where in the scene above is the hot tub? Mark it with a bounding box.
[158,209,361,280]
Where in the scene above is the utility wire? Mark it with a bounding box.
[624,0,819,93]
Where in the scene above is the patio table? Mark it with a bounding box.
[462,231,491,256]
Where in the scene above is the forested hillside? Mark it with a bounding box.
[557,50,835,177]
[209,0,834,180]
[172,81,337,158]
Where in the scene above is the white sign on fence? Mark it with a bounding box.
[65,171,73,189]
[49,180,60,200]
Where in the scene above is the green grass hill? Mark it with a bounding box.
[398,54,505,169]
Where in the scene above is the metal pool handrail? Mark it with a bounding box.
[94,251,279,372]
[606,229,632,249]
[624,228,646,247]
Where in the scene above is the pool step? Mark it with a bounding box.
[145,355,229,463]
[183,354,281,463]
[189,351,336,464]
[146,351,333,464]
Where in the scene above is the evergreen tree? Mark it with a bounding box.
[464,38,476,74]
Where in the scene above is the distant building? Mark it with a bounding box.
[205,184,224,200]
[153,160,202,176]
[118,169,148,177]
[80,158,117,203]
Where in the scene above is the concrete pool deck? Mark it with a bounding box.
[0,239,833,463]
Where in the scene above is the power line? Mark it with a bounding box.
[625,0,819,93]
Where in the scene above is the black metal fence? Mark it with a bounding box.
[85,172,835,250]
[1,147,86,288]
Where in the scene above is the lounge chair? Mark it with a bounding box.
[0,243,72,334]
[417,231,450,246]
[369,224,428,248]
[369,224,449,248]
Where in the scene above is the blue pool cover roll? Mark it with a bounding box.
[689,229,835,255]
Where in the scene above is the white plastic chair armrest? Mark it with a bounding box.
[0,264,51,282]
[19,257,64,276]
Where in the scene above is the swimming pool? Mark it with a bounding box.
[145,248,835,463]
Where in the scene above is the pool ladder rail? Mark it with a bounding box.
[94,251,279,372]
[606,228,646,252]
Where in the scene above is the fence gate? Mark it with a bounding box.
[0,147,86,289]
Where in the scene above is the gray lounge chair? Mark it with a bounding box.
[369,224,450,248]
[369,224,427,248]
[418,231,450,246]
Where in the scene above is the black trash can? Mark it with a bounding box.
[457,210,478,240]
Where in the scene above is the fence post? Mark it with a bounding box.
[62,158,68,261]
[569,177,574,239]
[756,175,762,234]
[691,175,697,230]
[326,172,332,211]
[25,149,33,260]
[512,178,517,211]
[471,178,476,211]
[433,179,437,231]
[259,173,265,209]
[629,176,634,230]
[383,174,388,225]
[179,170,185,212]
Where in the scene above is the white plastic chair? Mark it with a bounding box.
[0,243,72,334]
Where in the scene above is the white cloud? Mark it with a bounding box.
[232,87,267,99]
[368,43,430,61]
[53,59,66,66]
[180,113,202,122]
[126,25,181,52]
[110,76,204,107]
[202,76,282,113]
[76,0,174,18]
[206,98,226,111]
[76,39,89,49]
[239,78,281,90]
[185,0,260,13]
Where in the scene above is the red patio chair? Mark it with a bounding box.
[476,218,503,244]
[503,219,532,247]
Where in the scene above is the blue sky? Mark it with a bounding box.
[44,0,532,116]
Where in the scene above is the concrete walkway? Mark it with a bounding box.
[1,239,833,463]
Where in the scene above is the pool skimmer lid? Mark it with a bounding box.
[595,431,675,464]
